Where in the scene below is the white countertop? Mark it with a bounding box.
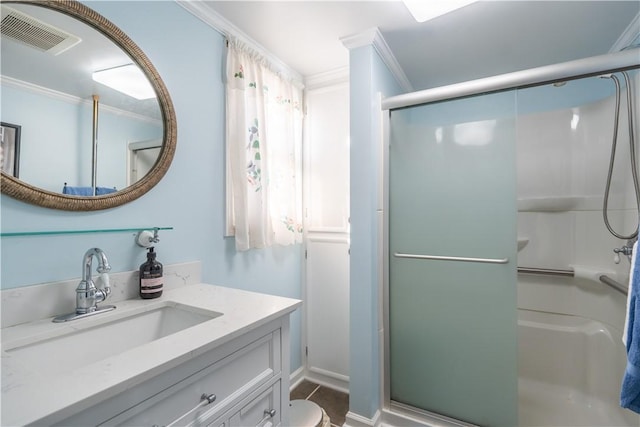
[1,283,301,426]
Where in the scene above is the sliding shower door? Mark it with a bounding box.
[388,91,518,426]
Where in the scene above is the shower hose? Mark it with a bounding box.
[602,71,640,241]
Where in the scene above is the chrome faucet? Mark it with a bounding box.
[76,248,112,314]
[53,247,116,322]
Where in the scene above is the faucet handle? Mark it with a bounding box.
[614,245,634,264]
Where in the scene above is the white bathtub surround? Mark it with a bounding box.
[1,279,301,425]
[570,264,618,281]
[512,75,638,424]
[519,309,635,426]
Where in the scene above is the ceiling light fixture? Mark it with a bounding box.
[92,64,156,100]
[402,0,478,23]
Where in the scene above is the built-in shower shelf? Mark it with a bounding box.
[518,197,580,212]
[518,238,530,251]
[517,196,604,212]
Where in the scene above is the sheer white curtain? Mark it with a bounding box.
[226,38,304,251]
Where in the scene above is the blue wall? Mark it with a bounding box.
[0,1,302,372]
[348,44,404,419]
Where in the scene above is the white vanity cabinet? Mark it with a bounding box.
[2,283,301,426]
[57,318,290,427]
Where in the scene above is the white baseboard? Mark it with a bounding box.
[289,366,306,391]
[344,410,381,427]
[305,368,349,394]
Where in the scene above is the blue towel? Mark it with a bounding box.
[621,241,640,412]
[96,187,117,195]
[62,186,117,196]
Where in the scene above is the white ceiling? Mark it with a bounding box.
[198,0,640,91]
[2,1,638,112]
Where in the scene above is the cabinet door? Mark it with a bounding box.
[229,381,281,427]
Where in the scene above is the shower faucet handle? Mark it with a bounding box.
[614,245,634,264]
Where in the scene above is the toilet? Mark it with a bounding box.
[289,399,328,427]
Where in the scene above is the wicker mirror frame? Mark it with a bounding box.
[0,0,176,211]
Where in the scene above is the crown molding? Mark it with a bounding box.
[1,76,162,125]
[341,27,413,93]
[304,66,349,90]
[175,0,304,84]
[610,11,640,52]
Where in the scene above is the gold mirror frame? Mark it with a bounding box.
[0,0,176,211]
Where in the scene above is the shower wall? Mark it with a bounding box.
[516,71,639,331]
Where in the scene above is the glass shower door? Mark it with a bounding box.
[388,91,518,426]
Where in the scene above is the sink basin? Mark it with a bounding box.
[4,302,222,374]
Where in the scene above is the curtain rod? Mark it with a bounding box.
[176,0,304,84]
[382,48,640,111]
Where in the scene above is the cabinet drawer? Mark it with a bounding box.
[229,380,281,427]
[102,332,278,426]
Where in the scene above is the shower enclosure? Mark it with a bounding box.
[382,49,640,427]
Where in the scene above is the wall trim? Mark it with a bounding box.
[289,366,306,391]
[305,366,349,394]
[306,235,350,245]
[305,66,349,90]
[1,76,162,125]
[610,11,640,52]
[344,410,382,427]
[340,27,413,93]
[175,0,303,83]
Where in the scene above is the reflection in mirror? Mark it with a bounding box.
[128,139,162,185]
[0,0,176,211]
[0,121,21,177]
[1,2,162,194]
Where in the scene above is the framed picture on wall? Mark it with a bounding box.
[1,122,21,178]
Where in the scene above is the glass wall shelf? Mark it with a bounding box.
[0,226,173,238]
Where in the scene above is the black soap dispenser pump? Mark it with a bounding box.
[139,247,163,299]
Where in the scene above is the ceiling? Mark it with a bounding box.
[198,1,640,91]
[1,1,638,112]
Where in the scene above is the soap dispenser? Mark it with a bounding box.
[139,247,163,299]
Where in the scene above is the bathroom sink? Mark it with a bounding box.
[3,302,222,374]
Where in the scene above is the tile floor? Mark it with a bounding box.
[290,380,349,427]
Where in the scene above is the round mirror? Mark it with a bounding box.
[0,0,176,210]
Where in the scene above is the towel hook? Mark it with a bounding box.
[136,228,160,248]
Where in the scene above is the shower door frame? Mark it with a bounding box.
[381,48,640,427]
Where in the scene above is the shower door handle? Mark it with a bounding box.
[393,252,509,265]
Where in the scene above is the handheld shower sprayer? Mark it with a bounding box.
[601,71,640,262]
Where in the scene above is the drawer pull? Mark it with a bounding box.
[202,393,217,404]
[164,393,217,427]
[257,409,277,426]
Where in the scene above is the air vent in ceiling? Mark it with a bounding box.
[1,6,81,55]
